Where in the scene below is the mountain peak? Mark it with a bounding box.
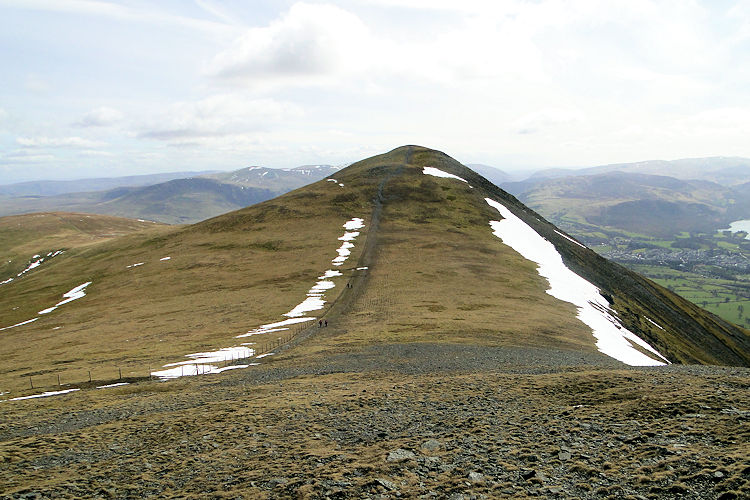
[1,147,748,402]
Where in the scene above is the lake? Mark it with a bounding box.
[722,220,750,239]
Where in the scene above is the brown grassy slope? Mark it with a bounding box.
[320,145,749,366]
[282,146,598,363]
[437,149,750,366]
[0,178,375,395]
[0,212,165,277]
[1,145,748,398]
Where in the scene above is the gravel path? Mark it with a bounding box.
[1,343,748,499]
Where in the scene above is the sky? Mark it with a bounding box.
[1,0,749,183]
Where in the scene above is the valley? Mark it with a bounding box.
[501,165,750,329]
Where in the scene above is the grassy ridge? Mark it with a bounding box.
[0,178,374,394]
[2,146,749,397]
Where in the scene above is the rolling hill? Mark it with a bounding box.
[0,165,340,224]
[0,171,219,197]
[504,171,750,238]
[1,146,748,499]
[204,164,339,191]
[530,156,750,186]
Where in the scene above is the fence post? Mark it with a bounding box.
[148,365,152,380]
[57,374,61,386]
[118,367,122,380]
[29,376,33,389]
[88,370,92,383]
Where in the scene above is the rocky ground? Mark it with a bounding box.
[1,344,748,499]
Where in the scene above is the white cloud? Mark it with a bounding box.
[1,150,57,163]
[16,136,105,148]
[207,3,376,82]
[74,106,123,127]
[138,94,303,141]
[0,0,234,36]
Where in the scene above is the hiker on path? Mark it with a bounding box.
[324,319,328,327]
[318,320,323,328]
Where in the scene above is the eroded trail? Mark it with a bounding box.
[282,161,405,351]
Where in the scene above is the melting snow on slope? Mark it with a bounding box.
[236,317,317,338]
[2,388,80,402]
[554,230,587,249]
[343,218,365,230]
[96,382,130,389]
[423,166,468,183]
[156,217,366,379]
[645,317,665,330]
[151,363,255,379]
[161,346,254,368]
[332,241,355,266]
[0,317,40,332]
[38,282,92,315]
[2,250,64,286]
[485,198,669,367]
[1,281,92,331]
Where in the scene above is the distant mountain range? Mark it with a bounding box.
[501,159,750,238]
[0,165,339,224]
[0,171,220,197]
[529,156,750,186]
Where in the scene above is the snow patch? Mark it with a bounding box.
[645,317,665,330]
[236,317,316,338]
[332,241,354,266]
[38,282,92,315]
[554,230,587,249]
[0,317,39,331]
[162,346,254,367]
[160,256,171,261]
[485,198,668,367]
[4,388,80,401]
[343,218,365,230]
[284,296,327,317]
[126,262,144,268]
[423,166,468,183]
[339,231,359,241]
[96,382,130,389]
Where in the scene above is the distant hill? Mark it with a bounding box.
[0,171,219,197]
[465,164,511,186]
[204,164,339,192]
[0,165,339,224]
[504,171,750,237]
[531,157,750,185]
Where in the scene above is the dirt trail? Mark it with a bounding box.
[281,158,406,353]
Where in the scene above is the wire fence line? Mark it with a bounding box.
[20,318,322,393]
[13,265,367,396]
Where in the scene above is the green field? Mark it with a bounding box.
[627,264,750,328]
